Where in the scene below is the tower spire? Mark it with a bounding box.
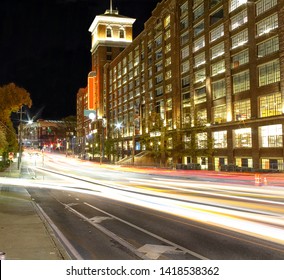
[110,0,113,14]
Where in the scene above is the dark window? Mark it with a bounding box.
[210,9,224,25]
[119,29,125,38]
[106,28,112,37]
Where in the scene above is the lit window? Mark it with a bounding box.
[196,132,207,149]
[231,29,248,49]
[164,14,171,28]
[197,109,207,125]
[213,131,227,148]
[258,59,280,87]
[256,13,278,36]
[193,0,203,8]
[210,24,224,42]
[194,52,205,67]
[233,70,250,94]
[213,104,227,123]
[261,158,283,170]
[259,92,282,117]
[194,36,205,52]
[181,75,190,88]
[259,124,283,147]
[257,36,279,58]
[195,86,206,104]
[212,79,226,99]
[231,9,248,30]
[165,43,171,53]
[211,42,224,59]
[231,49,249,68]
[181,60,190,73]
[234,128,252,148]
[180,1,188,16]
[234,99,251,120]
[155,35,162,47]
[256,0,277,16]
[194,21,204,37]
[165,57,171,66]
[194,4,204,20]
[195,68,206,83]
[181,46,190,59]
[230,0,247,13]
[211,60,225,76]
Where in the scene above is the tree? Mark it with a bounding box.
[0,126,8,154]
[0,83,32,157]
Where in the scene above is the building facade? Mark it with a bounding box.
[22,119,76,153]
[79,0,284,170]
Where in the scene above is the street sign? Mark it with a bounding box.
[8,152,14,160]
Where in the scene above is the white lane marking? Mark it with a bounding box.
[64,204,150,260]
[138,244,183,259]
[90,216,112,224]
[84,202,208,260]
[35,204,83,260]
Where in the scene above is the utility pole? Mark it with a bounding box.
[17,107,23,170]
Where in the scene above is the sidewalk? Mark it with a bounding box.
[0,161,69,260]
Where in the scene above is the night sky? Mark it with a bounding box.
[0,0,160,120]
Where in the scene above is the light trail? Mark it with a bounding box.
[3,170,284,248]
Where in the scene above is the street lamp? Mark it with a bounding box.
[17,106,23,170]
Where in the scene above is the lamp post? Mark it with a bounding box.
[17,107,23,170]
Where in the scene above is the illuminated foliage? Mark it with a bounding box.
[0,83,32,158]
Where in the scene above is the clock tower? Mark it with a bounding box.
[87,1,136,118]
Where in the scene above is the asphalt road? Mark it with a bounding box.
[17,151,284,260]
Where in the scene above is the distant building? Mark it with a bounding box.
[22,119,75,152]
[78,0,284,171]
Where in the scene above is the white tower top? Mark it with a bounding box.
[88,3,136,52]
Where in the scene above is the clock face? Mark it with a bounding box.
[89,113,96,120]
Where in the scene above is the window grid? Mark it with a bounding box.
[194,52,206,67]
[194,4,204,20]
[231,29,248,49]
[196,132,207,149]
[210,24,224,42]
[256,13,278,36]
[181,46,190,59]
[231,49,249,68]
[233,70,250,94]
[234,128,252,148]
[194,21,204,37]
[231,9,248,30]
[194,36,205,52]
[211,42,225,59]
[213,105,227,123]
[213,131,227,148]
[258,59,280,87]
[256,0,277,16]
[212,79,226,99]
[195,68,206,83]
[230,0,247,13]
[181,60,190,73]
[259,92,282,117]
[260,124,283,148]
[234,99,251,121]
[257,36,279,58]
[211,60,225,76]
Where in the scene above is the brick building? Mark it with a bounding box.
[78,0,284,170]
